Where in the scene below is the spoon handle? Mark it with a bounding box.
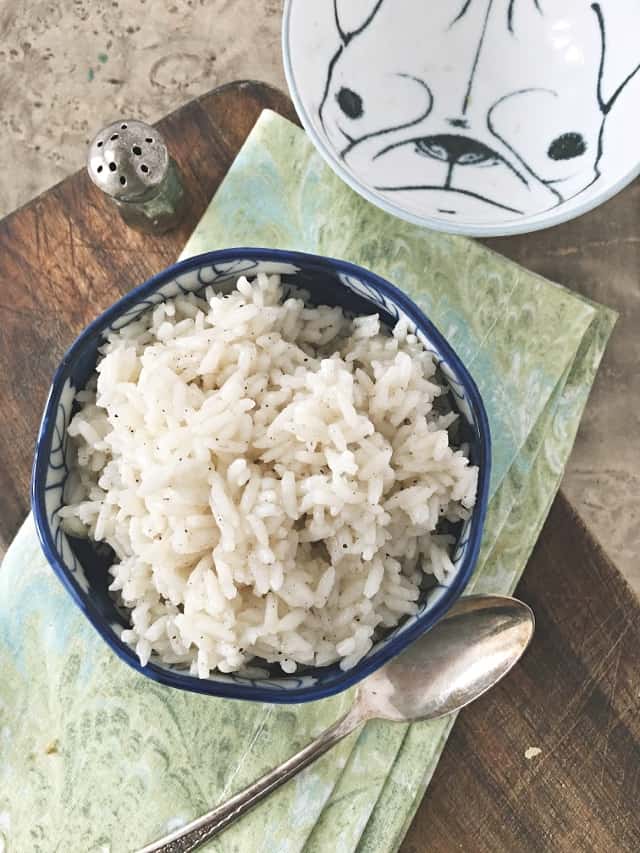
[136,705,364,853]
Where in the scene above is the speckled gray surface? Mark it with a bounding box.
[1,0,638,599]
[0,0,285,217]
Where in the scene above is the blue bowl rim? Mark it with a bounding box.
[32,247,491,703]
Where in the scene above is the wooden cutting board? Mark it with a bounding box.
[0,81,638,852]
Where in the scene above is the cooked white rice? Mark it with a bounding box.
[60,273,478,677]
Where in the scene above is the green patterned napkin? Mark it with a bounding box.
[0,111,615,853]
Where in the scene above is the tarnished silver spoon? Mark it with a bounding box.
[138,594,534,853]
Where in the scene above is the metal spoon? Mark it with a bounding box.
[138,594,534,853]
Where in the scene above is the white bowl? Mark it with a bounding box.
[283,0,640,236]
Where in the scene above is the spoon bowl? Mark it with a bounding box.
[359,595,535,723]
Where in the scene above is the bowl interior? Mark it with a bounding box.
[284,0,640,236]
[33,250,490,701]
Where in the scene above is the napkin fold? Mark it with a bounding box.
[0,111,616,853]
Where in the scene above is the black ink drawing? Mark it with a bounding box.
[318,0,640,218]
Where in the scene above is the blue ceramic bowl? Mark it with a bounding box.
[32,248,491,703]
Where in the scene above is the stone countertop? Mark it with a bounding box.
[0,0,286,217]
[1,0,638,594]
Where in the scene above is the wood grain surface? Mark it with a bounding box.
[1,80,638,852]
[0,81,296,550]
[403,491,640,853]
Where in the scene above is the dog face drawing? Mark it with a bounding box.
[319,0,640,218]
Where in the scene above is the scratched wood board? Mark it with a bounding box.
[402,490,640,853]
[0,81,638,851]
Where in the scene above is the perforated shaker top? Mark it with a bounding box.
[87,119,169,202]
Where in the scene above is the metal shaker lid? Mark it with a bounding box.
[87,119,169,202]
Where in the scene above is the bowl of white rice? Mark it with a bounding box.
[32,248,490,702]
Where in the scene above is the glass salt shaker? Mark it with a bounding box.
[87,119,185,234]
